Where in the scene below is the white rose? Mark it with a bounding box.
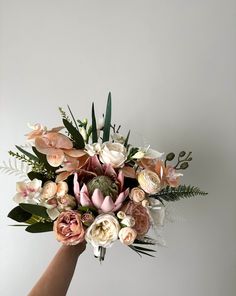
[85,214,120,248]
[99,142,127,168]
[118,227,137,245]
[121,215,135,227]
[85,143,102,156]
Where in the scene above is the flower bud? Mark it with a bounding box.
[121,215,135,227]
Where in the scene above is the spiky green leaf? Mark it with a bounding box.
[91,102,98,143]
[102,93,112,142]
[63,119,85,148]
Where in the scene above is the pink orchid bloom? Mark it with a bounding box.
[73,155,129,213]
[35,132,84,167]
[26,123,64,140]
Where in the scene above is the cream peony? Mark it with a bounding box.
[119,227,137,245]
[99,142,127,168]
[85,214,120,248]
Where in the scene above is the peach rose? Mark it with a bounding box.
[119,227,137,245]
[121,201,150,237]
[130,187,146,203]
[53,210,85,245]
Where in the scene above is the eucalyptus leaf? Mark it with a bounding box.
[8,206,32,222]
[19,203,49,219]
[26,222,53,233]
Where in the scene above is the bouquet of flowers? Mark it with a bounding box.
[3,93,207,261]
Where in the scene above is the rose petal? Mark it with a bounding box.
[73,173,80,201]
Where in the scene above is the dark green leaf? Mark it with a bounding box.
[15,145,39,162]
[67,105,79,130]
[180,162,189,169]
[124,130,130,147]
[63,119,85,148]
[8,206,32,222]
[26,222,53,233]
[27,171,45,181]
[19,203,49,219]
[166,152,175,161]
[131,245,156,252]
[179,151,186,157]
[32,147,57,171]
[102,92,112,142]
[91,102,98,143]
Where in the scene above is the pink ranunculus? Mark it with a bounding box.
[119,227,137,245]
[53,211,85,245]
[121,201,150,237]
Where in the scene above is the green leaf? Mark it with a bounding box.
[131,245,156,252]
[32,147,56,171]
[128,245,156,258]
[19,203,49,219]
[63,119,85,148]
[124,130,130,147]
[8,206,32,222]
[67,105,79,130]
[15,145,39,162]
[102,92,112,142]
[78,206,97,214]
[26,222,53,233]
[152,185,208,202]
[91,102,98,143]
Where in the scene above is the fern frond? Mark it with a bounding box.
[0,159,31,178]
[152,185,208,202]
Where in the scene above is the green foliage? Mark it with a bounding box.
[58,107,71,122]
[153,185,208,202]
[124,130,130,147]
[165,151,192,170]
[129,245,156,258]
[19,203,49,219]
[67,105,79,130]
[91,102,98,143]
[63,119,85,148]
[26,222,53,233]
[15,145,39,162]
[102,93,112,142]
[8,206,32,222]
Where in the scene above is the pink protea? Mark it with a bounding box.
[73,155,129,213]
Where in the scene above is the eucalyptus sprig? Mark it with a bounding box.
[165,151,192,170]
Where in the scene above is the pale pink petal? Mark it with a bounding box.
[117,170,124,189]
[80,192,93,207]
[13,193,24,204]
[90,155,103,175]
[91,189,104,208]
[100,196,115,213]
[73,173,80,202]
[115,188,129,205]
[46,132,73,149]
[64,149,87,158]
[55,171,71,182]
[81,184,89,196]
[16,182,27,193]
[113,202,123,212]
[35,137,58,155]
[103,164,117,179]
[47,151,65,167]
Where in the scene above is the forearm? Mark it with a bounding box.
[28,245,84,296]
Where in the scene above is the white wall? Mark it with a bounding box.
[0,1,235,295]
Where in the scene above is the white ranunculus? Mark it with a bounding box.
[85,214,120,248]
[85,143,102,156]
[121,215,135,227]
[99,142,127,168]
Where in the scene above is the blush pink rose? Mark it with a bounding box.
[53,210,85,245]
[121,201,150,237]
